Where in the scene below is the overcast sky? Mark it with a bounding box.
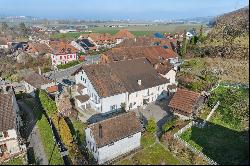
[0,0,248,20]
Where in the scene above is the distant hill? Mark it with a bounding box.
[203,6,249,59]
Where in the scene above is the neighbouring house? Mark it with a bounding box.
[113,29,135,44]
[79,33,116,49]
[85,111,141,164]
[23,71,57,97]
[73,58,173,114]
[26,42,51,57]
[10,42,28,52]
[0,35,13,49]
[153,32,165,39]
[186,29,197,40]
[101,45,178,65]
[101,45,178,83]
[59,29,77,33]
[49,41,78,66]
[168,88,204,119]
[0,85,24,162]
[71,39,97,53]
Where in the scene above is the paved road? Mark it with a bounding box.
[18,100,49,165]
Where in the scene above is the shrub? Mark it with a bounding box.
[146,117,157,133]
[57,60,81,69]
[38,89,57,117]
[51,114,74,148]
[162,118,177,133]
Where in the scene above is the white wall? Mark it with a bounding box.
[51,53,77,66]
[23,81,36,97]
[164,69,176,84]
[85,128,141,164]
[0,129,21,155]
[101,93,126,113]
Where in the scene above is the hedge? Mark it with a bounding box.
[57,60,81,70]
[161,118,177,133]
[146,118,157,133]
[38,90,57,117]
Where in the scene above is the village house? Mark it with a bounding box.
[186,29,198,40]
[73,58,174,114]
[85,111,141,164]
[101,45,179,86]
[26,42,51,57]
[0,35,13,49]
[23,71,57,97]
[79,33,116,49]
[10,42,28,52]
[0,85,24,162]
[71,38,97,53]
[49,41,78,66]
[113,29,135,44]
[168,88,204,120]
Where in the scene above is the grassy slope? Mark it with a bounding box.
[180,86,249,165]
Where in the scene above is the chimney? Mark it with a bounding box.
[99,124,103,139]
[134,38,137,42]
[38,66,42,75]
[137,80,142,86]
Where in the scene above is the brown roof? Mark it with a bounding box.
[156,63,173,75]
[80,33,116,45]
[168,88,201,115]
[74,58,168,97]
[24,72,53,89]
[75,95,90,103]
[88,111,141,148]
[103,46,177,65]
[47,85,58,93]
[49,41,78,55]
[26,42,51,54]
[76,83,86,93]
[0,93,15,131]
[57,96,72,113]
[114,29,135,39]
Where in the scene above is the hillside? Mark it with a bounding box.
[202,6,249,59]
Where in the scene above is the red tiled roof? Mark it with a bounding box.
[88,112,141,148]
[114,29,135,39]
[168,88,201,115]
[47,85,58,93]
[0,93,15,131]
[49,41,78,55]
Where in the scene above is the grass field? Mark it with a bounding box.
[116,132,181,165]
[180,86,249,165]
[50,23,208,39]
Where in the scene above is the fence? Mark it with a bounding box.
[174,121,218,165]
[201,101,220,128]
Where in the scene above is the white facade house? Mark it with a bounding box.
[73,58,176,114]
[85,112,141,164]
[0,86,24,161]
[23,72,57,97]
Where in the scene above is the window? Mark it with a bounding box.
[110,105,116,111]
[158,86,160,91]
[136,92,138,97]
[70,55,72,58]
[60,56,62,60]
[3,131,8,138]
[64,56,67,59]
[133,102,136,105]
[81,76,83,80]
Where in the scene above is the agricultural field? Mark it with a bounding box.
[50,23,209,40]
[180,86,249,165]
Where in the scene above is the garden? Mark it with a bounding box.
[180,86,249,165]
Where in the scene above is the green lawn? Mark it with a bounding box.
[2,157,24,165]
[180,86,249,165]
[116,132,180,165]
[24,99,64,165]
[116,143,180,165]
[50,32,88,40]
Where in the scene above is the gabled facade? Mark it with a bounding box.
[85,112,141,164]
[73,58,175,114]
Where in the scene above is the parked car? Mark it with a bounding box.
[62,79,72,85]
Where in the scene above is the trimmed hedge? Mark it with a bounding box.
[38,90,57,117]
[146,118,157,133]
[57,60,81,69]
